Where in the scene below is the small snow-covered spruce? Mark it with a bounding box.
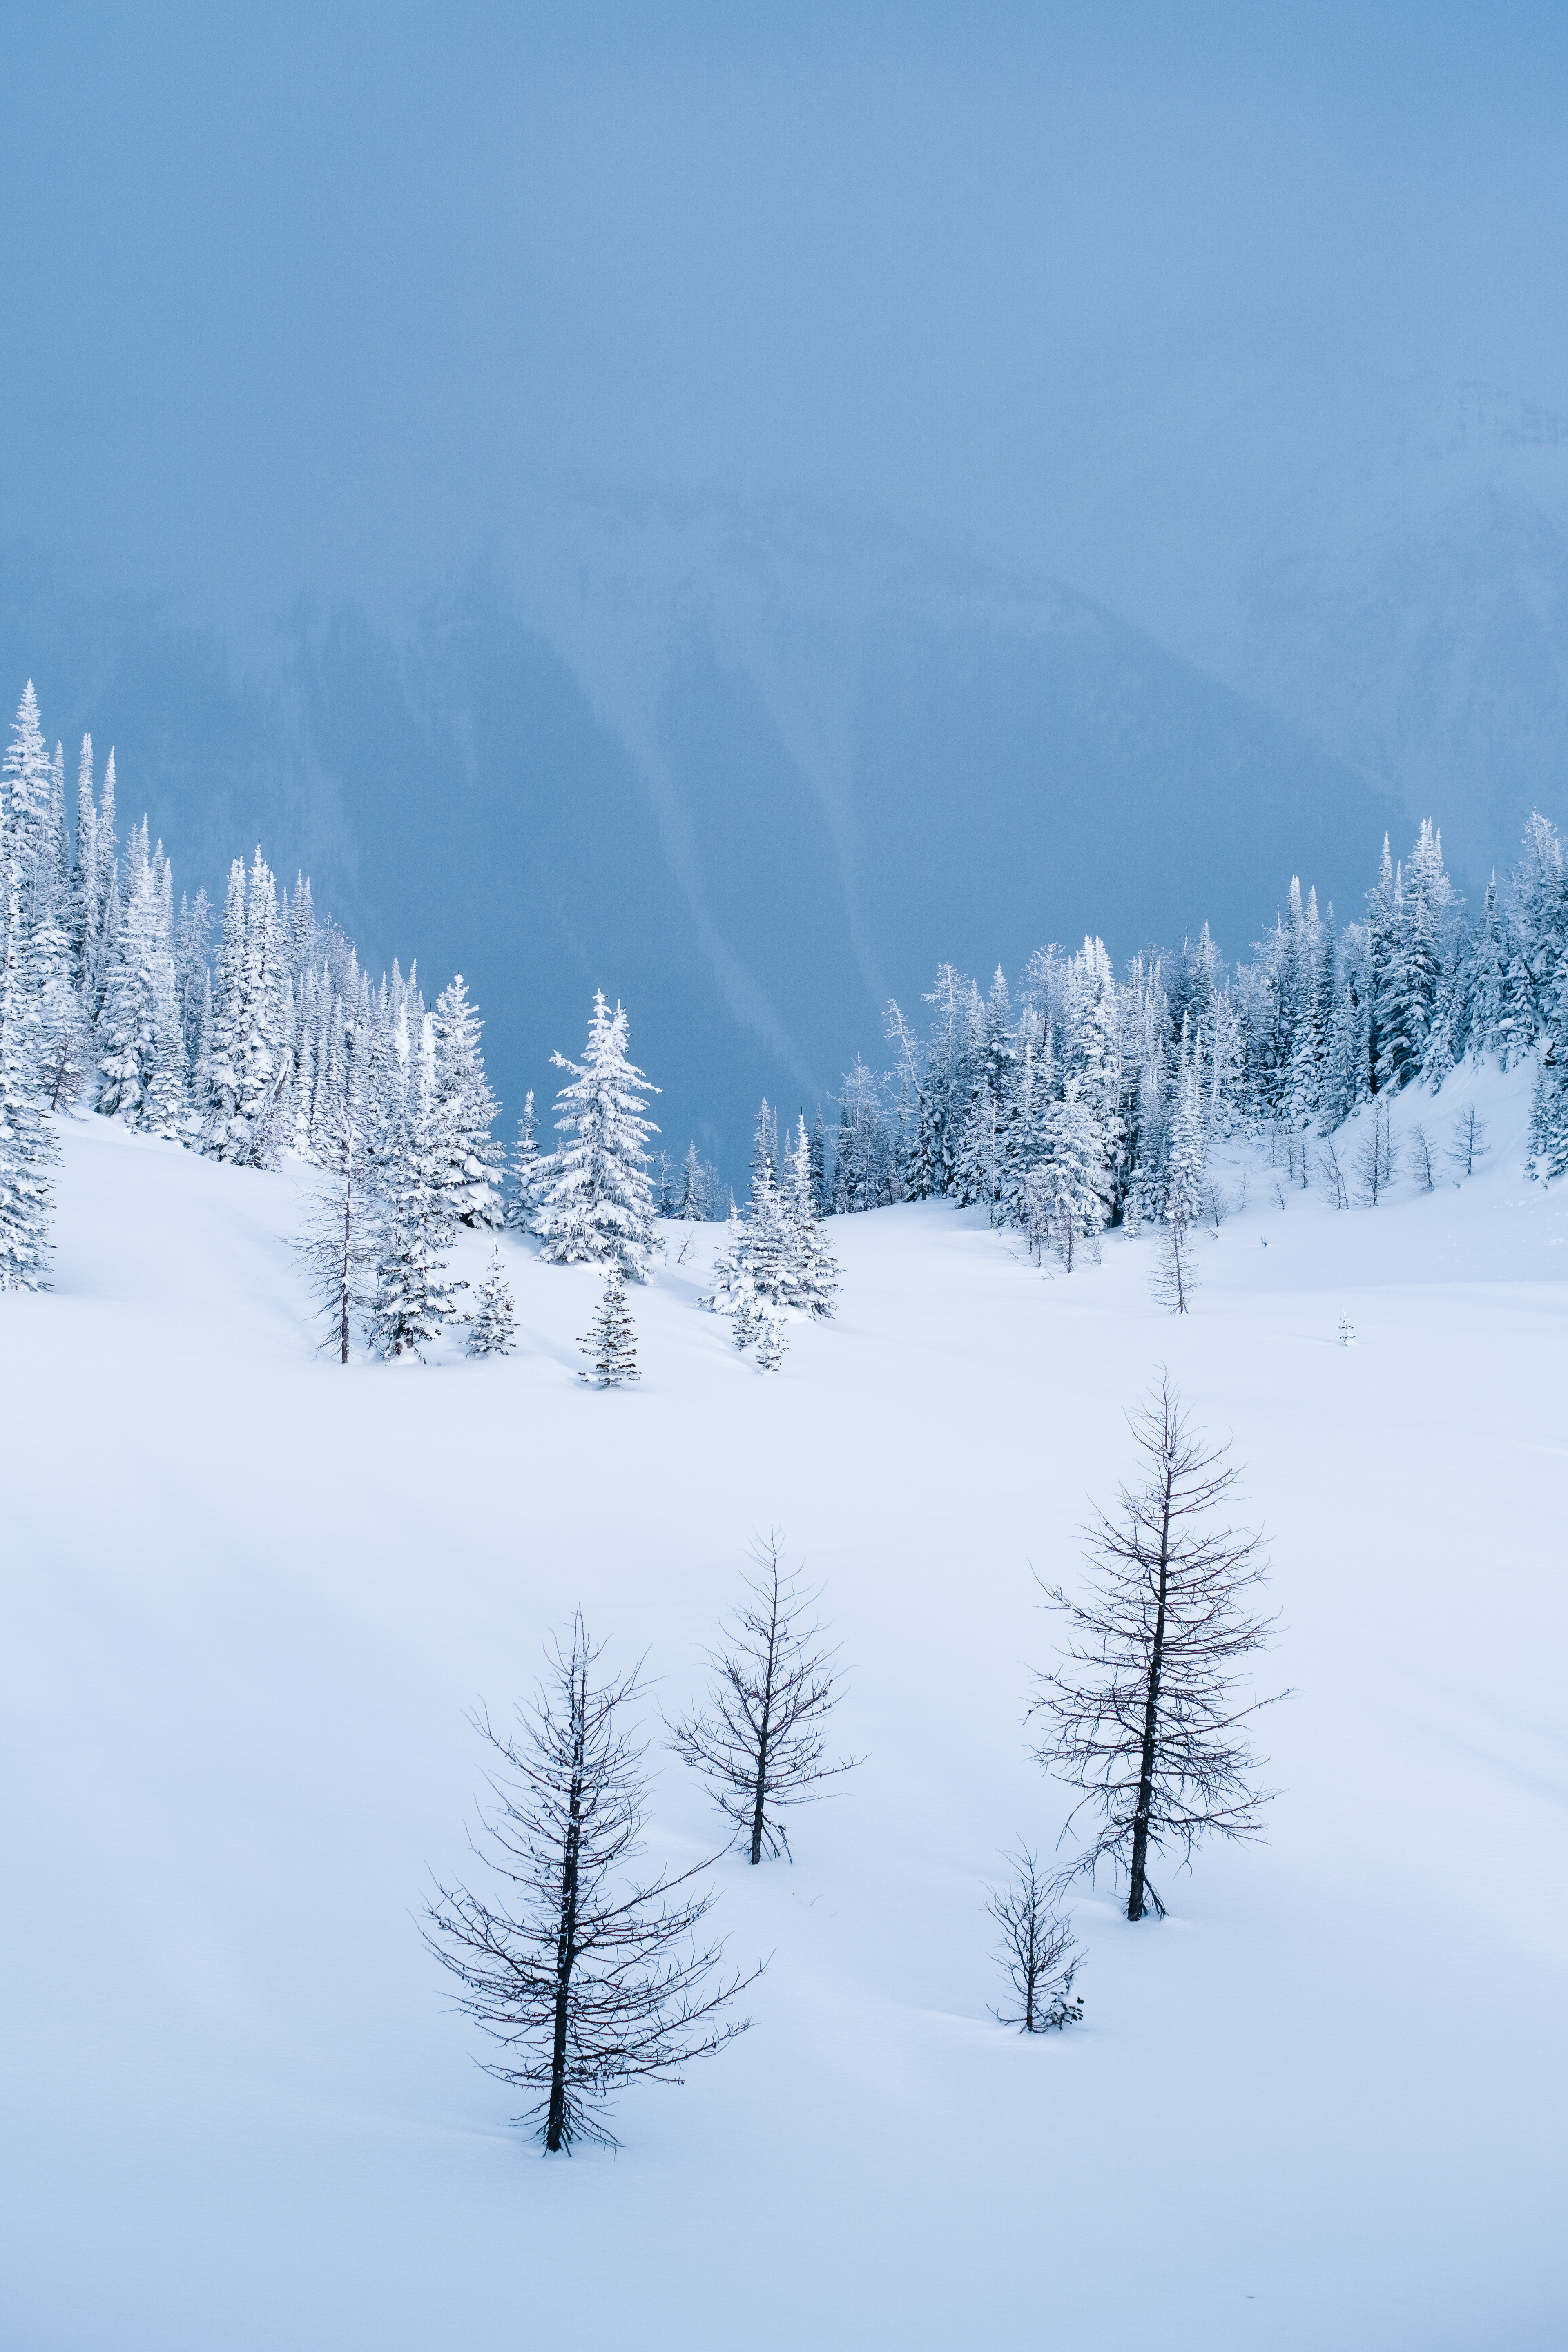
[466,1248,517,1358]
[1151,1206,1197,1315]
[422,1615,762,2154]
[1450,1101,1489,1179]
[782,1113,840,1318]
[368,1015,466,1360]
[1029,1376,1288,1924]
[1338,1317,1356,1347]
[752,1302,787,1374]
[986,1849,1084,2032]
[536,991,661,1278]
[701,1201,758,1348]
[505,1089,543,1233]
[666,1537,862,1864]
[580,1262,639,1387]
[291,1098,375,1363]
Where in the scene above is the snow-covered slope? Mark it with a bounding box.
[2,1065,1564,2351]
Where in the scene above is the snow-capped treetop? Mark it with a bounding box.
[535,991,661,1279]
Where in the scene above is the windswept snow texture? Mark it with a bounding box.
[3,1063,1565,2351]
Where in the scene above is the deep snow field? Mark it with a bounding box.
[2,1063,1564,2351]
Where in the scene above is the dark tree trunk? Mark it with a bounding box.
[747,1605,778,1864]
[545,1761,584,2152]
[1126,1471,1174,1923]
[338,1191,352,1364]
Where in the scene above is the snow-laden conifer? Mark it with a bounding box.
[467,1247,518,1358]
[506,1090,544,1232]
[368,1015,466,1359]
[430,974,504,1228]
[579,1261,639,1386]
[536,992,660,1277]
[782,1113,840,1318]
[0,686,56,1286]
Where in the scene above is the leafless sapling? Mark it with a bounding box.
[1151,1209,1198,1315]
[986,1848,1084,2032]
[1029,1376,1287,1924]
[1407,1122,1436,1191]
[423,1613,761,2153]
[1317,1140,1349,1210]
[1354,1100,1398,1205]
[290,1100,375,1362]
[1449,1101,1489,1178]
[667,1537,862,1864]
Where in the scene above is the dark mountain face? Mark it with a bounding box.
[1,511,1405,1181]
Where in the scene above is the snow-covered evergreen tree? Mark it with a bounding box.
[579,1262,639,1386]
[782,1114,841,1318]
[0,687,56,1284]
[368,1015,466,1359]
[1164,1037,1207,1229]
[430,974,504,1228]
[466,1247,518,1357]
[702,1202,759,1349]
[535,992,660,1278]
[505,1090,544,1232]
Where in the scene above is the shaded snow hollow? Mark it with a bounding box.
[2,1061,1564,2351]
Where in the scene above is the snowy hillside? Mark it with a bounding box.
[2,1062,1564,2351]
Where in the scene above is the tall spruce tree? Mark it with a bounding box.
[535,992,661,1277]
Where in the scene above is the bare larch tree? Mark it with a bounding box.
[1030,1376,1287,1923]
[986,1848,1084,2031]
[667,1537,862,1863]
[423,1613,760,2152]
[1151,1208,1197,1314]
[291,1099,375,1362]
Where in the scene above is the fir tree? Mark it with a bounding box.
[368,1015,466,1359]
[580,1261,640,1386]
[0,685,56,1286]
[536,992,661,1278]
[430,973,504,1228]
[467,1247,519,1358]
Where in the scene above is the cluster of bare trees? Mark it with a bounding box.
[423,1543,862,2151]
[426,1382,1287,2125]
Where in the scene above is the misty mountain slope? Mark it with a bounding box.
[2,1064,1563,2352]
[2,504,1409,1177]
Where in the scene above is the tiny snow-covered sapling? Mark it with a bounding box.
[1338,1317,1356,1347]
[579,1264,640,1387]
[987,1850,1084,2033]
[466,1248,517,1358]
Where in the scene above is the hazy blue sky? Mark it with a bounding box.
[11,4,1568,605]
[6,4,1568,1166]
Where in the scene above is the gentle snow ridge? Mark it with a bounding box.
[2,1059,1564,2351]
